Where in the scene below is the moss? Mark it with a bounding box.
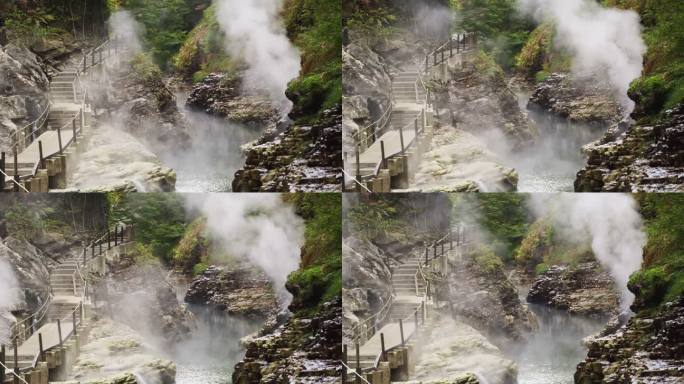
[535,263,550,275]
[516,23,554,76]
[131,53,163,84]
[470,246,505,276]
[192,262,209,276]
[172,217,209,273]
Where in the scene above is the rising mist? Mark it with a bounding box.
[517,0,646,113]
[0,256,19,344]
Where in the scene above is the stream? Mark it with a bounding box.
[163,92,263,192]
[169,284,263,384]
[507,287,608,384]
[510,92,608,192]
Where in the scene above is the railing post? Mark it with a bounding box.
[421,301,426,324]
[114,226,118,246]
[433,51,436,66]
[79,302,83,320]
[380,333,386,362]
[107,229,111,249]
[441,49,444,64]
[57,319,63,346]
[441,242,444,255]
[425,55,428,72]
[355,343,361,384]
[38,140,45,169]
[99,240,102,254]
[399,319,405,346]
[38,333,44,361]
[0,151,5,189]
[427,280,431,300]
[83,54,87,72]
[414,310,418,330]
[72,118,77,145]
[72,310,77,337]
[450,38,453,57]
[425,248,428,265]
[380,140,386,169]
[57,126,63,153]
[99,48,103,64]
[91,243,95,257]
[342,344,348,384]
[399,124,405,154]
[91,50,95,67]
[0,344,5,384]
[13,339,18,384]
[433,244,437,259]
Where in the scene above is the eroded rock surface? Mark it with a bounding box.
[184,265,278,319]
[575,296,684,383]
[232,297,341,384]
[575,103,684,192]
[527,262,619,318]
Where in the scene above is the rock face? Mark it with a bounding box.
[443,247,538,344]
[184,265,278,319]
[575,103,684,192]
[232,106,342,192]
[0,237,50,311]
[104,259,195,344]
[0,44,49,148]
[232,297,341,384]
[66,317,176,384]
[412,125,518,192]
[575,296,684,383]
[410,316,518,384]
[342,236,393,345]
[434,55,537,151]
[528,73,622,126]
[186,73,280,126]
[527,262,619,318]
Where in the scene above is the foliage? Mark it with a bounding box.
[3,204,47,241]
[473,194,530,262]
[107,193,186,263]
[347,197,400,241]
[630,194,684,308]
[192,262,209,276]
[470,245,505,276]
[282,0,342,120]
[121,0,202,70]
[130,53,162,84]
[284,193,342,311]
[172,217,209,273]
[473,51,506,85]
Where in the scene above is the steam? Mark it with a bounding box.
[107,10,143,58]
[184,194,304,307]
[517,0,646,113]
[530,194,646,310]
[214,0,301,111]
[0,257,20,343]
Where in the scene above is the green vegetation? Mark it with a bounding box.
[283,0,342,120]
[470,245,505,276]
[285,193,342,311]
[130,53,163,84]
[629,194,684,309]
[172,217,209,273]
[472,194,530,262]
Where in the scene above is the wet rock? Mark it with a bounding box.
[184,265,278,319]
[529,73,622,126]
[575,296,684,383]
[527,262,619,318]
[443,246,538,344]
[575,103,684,192]
[30,35,79,67]
[232,297,341,384]
[186,73,280,126]
[232,106,342,192]
[0,237,50,312]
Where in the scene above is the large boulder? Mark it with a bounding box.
[527,262,620,318]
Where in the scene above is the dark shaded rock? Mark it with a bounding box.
[184,265,277,319]
[575,103,684,192]
[232,106,342,192]
[575,296,684,383]
[232,297,342,384]
[527,262,619,318]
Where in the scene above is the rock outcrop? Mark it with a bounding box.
[232,297,341,384]
[410,316,518,384]
[411,125,518,192]
[575,103,684,192]
[0,237,50,312]
[528,73,622,126]
[0,44,49,148]
[443,247,538,344]
[186,73,280,126]
[184,265,278,319]
[527,262,619,318]
[232,106,342,192]
[575,296,684,383]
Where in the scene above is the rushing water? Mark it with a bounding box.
[511,92,608,192]
[165,92,263,192]
[507,289,608,384]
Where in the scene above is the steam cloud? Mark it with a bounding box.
[108,10,143,59]
[184,194,304,306]
[215,0,301,112]
[530,194,646,310]
[517,0,646,113]
[0,256,20,343]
